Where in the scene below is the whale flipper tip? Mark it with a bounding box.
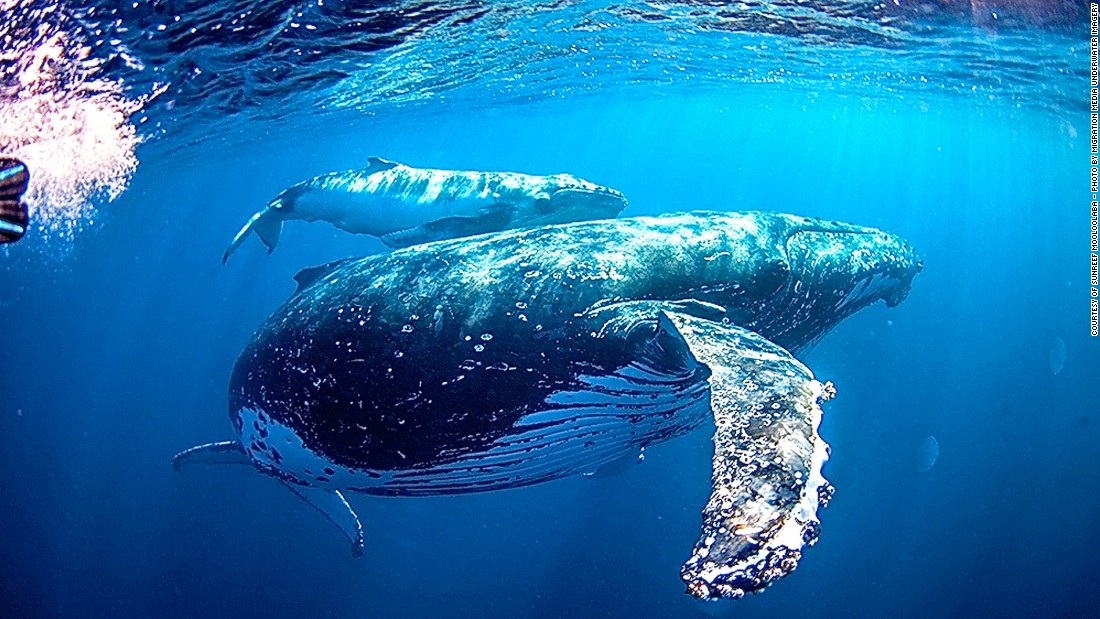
[172,441,250,471]
[280,482,365,556]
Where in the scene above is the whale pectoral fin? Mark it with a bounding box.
[280,482,364,557]
[582,449,644,478]
[223,209,284,263]
[379,206,514,248]
[172,441,364,556]
[365,156,400,172]
[172,441,251,470]
[664,311,833,600]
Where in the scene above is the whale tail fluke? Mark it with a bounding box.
[223,205,284,264]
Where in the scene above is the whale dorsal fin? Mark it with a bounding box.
[366,156,400,172]
[293,258,356,296]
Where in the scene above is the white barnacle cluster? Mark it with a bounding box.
[676,314,832,601]
[578,247,629,282]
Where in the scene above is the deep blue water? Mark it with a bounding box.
[2,2,1098,618]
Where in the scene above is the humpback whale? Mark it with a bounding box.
[178,211,921,599]
[222,157,627,262]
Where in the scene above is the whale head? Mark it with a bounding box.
[758,215,922,350]
[783,218,922,307]
[525,184,626,227]
[700,213,920,352]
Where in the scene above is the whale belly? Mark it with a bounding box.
[236,361,710,497]
[294,187,441,237]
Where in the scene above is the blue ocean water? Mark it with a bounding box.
[2,2,1098,618]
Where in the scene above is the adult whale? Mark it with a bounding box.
[179,211,921,600]
[222,157,627,262]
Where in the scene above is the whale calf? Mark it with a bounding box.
[222,157,627,262]
[179,211,921,599]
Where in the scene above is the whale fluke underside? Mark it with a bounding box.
[223,209,283,264]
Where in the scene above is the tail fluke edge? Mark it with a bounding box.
[223,206,283,264]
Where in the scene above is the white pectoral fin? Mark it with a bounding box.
[665,311,833,600]
[280,482,365,557]
[379,207,514,248]
[172,441,252,470]
[223,208,283,263]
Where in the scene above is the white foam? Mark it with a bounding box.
[1,5,145,247]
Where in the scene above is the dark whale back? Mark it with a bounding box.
[230,214,774,474]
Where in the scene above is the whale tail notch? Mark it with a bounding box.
[223,203,284,264]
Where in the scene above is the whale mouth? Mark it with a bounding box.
[549,187,627,219]
[783,224,921,309]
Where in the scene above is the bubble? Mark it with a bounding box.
[915,435,939,473]
[1,5,145,247]
[401,324,414,333]
[1049,336,1066,375]
[480,333,493,341]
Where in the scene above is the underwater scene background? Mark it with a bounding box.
[1,1,1097,617]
